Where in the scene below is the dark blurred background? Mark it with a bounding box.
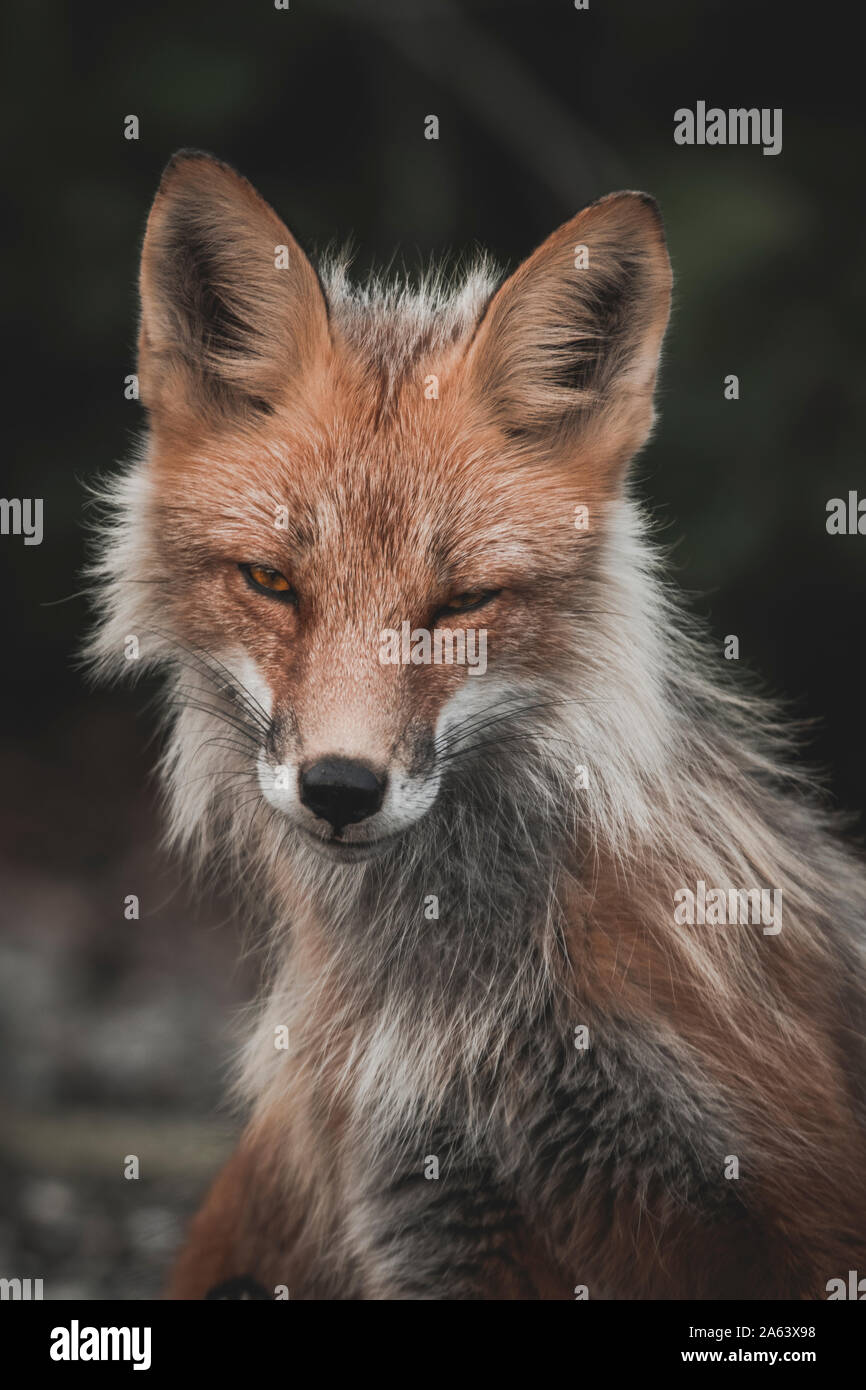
[1,0,863,1297]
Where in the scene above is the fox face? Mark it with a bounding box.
[92,152,671,867]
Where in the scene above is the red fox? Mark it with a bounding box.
[88,151,866,1299]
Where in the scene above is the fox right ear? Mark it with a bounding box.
[138,151,330,425]
[464,192,672,478]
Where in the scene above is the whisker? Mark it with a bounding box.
[146,627,272,736]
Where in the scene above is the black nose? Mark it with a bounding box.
[299,757,386,832]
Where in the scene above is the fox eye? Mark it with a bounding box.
[434,589,501,620]
[239,563,297,602]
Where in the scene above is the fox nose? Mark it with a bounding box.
[299,757,386,832]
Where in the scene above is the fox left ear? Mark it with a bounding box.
[464,192,672,474]
[138,150,331,426]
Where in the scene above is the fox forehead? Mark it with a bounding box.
[148,397,590,592]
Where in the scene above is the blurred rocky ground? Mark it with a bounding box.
[0,704,256,1300]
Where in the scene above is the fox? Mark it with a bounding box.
[87,150,866,1299]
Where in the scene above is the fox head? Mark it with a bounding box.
[89,151,672,873]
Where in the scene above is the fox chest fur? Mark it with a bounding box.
[228,826,862,1300]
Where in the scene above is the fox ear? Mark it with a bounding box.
[138,151,330,423]
[464,192,672,472]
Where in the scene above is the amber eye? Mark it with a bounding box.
[434,589,501,621]
[239,562,297,602]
